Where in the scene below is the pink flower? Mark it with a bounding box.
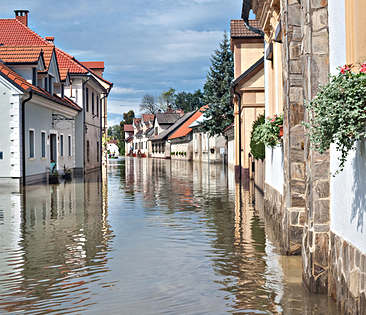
[271,118,275,123]
[340,64,352,74]
[360,63,366,73]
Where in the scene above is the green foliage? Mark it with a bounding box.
[108,110,135,155]
[201,32,234,136]
[252,114,283,148]
[174,89,203,112]
[250,114,265,160]
[158,88,176,111]
[304,64,366,174]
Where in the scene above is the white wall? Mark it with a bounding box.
[265,146,284,194]
[329,0,366,253]
[264,42,284,194]
[228,139,235,167]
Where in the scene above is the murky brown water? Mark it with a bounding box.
[0,158,339,314]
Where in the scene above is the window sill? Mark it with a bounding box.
[28,157,36,160]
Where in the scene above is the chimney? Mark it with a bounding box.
[14,10,29,27]
[45,36,55,44]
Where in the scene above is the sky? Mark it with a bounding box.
[1,0,243,126]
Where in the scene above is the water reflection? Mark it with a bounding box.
[0,172,113,314]
[0,159,339,314]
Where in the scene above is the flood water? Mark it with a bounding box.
[0,158,339,314]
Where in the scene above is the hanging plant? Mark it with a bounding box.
[250,114,265,160]
[252,114,283,149]
[304,64,366,174]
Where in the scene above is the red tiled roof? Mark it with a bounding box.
[0,19,49,46]
[133,118,141,124]
[0,45,55,69]
[55,48,87,75]
[124,124,133,132]
[0,61,81,111]
[142,114,154,122]
[230,20,262,38]
[169,106,206,140]
[81,61,104,69]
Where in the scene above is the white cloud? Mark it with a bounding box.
[111,87,143,95]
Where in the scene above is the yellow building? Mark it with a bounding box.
[231,20,265,187]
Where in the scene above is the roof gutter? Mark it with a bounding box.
[22,91,33,186]
[241,0,264,36]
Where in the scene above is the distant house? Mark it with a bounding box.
[168,108,205,161]
[140,114,154,156]
[149,112,181,158]
[132,118,142,155]
[107,140,119,157]
[189,114,226,163]
[123,124,134,156]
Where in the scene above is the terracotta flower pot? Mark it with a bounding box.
[279,125,284,138]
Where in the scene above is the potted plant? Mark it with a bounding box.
[304,63,366,174]
[252,114,284,148]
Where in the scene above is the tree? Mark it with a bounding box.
[158,88,175,111]
[140,94,158,114]
[201,32,234,136]
[174,89,203,112]
[123,110,135,124]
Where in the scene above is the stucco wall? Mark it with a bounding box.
[329,0,366,253]
[265,146,284,195]
[25,101,76,178]
[228,139,235,167]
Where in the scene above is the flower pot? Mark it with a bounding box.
[279,125,284,138]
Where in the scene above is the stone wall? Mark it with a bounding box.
[280,0,307,255]
[329,232,366,315]
[299,0,331,294]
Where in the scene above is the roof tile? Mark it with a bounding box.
[230,19,262,38]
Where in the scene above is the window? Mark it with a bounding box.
[85,88,89,112]
[0,152,3,160]
[68,135,72,156]
[41,132,46,158]
[60,134,64,157]
[96,95,99,117]
[155,127,158,135]
[92,92,95,115]
[32,68,37,85]
[61,84,64,98]
[29,130,35,158]
[44,77,48,91]
[97,141,99,162]
[87,140,90,162]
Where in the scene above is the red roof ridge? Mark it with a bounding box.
[168,108,205,140]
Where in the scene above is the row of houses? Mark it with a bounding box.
[0,10,112,187]
[124,108,227,163]
[232,0,366,313]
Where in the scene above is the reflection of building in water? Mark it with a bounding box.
[0,173,113,314]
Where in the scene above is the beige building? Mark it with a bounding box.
[231,20,265,185]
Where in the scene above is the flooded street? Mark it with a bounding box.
[0,158,339,314]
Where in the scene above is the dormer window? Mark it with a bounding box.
[32,68,37,85]
[61,84,64,98]
[44,77,48,91]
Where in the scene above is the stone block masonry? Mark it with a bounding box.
[329,232,366,315]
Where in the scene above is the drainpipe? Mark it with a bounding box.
[21,91,33,186]
[232,86,242,184]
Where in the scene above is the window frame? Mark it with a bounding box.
[60,134,64,157]
[85,87,89,112]
[29,129,35,159]
[68,135,72,157]
[41,131,46,159]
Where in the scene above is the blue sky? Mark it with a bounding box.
[1,0,243,126]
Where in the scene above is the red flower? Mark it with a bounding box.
[340,64,352,74]
[360,63,366,73]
